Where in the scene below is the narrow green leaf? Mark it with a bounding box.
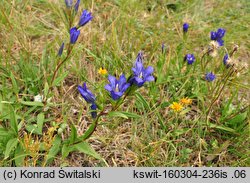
[4,138,19,159]
[119,111,141,118]
[73,141,102,160]
[37,113,45,134]
[44,82,49,97]
[108,111,140,119]
[173,128,189,136]
[108,111,128,119]
[69,124,77,144]
[62,144,74,159]
[52,71,69,86]
[20,101,44,107]
[227,112,247,125]
[78,121,97,141]
[25,124,40,135]
[9,106,18,135]
[0,127,9,137]
[0,94,3,113]
[10,72,18,94]
[208,123,236,134]
[14,143,26,166]
[135,92,150,110]
[46,135,61,165]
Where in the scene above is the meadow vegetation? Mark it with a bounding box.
[0,0,249,166]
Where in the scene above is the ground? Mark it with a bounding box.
[0,0,249,167]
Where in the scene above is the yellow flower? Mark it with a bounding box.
[180,97,192,105]
[98,67,107,75]
[170,102,183,112]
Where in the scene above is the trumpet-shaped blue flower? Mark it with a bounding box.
[74,0,80,13]
[223,54,229,65]
[135,51,144,63]
[210,28,226,46]
[205,72,216,82]
[65,0,73,7]
[130,52,154,87]
[78,83,95,103]
[184,54,195,65]
[70,27,80,44]
[78,10,93,27]
[183,23,189,33]
[105,74,130,100]
[161,43,165,54]
[90,103,97,118]
[58,42,64,56]
[78,83,97,119]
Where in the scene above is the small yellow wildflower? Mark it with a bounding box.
[180,97,192,105]
[170,102,183,112]
[98,67,108,75]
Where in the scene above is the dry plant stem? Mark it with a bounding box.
[203,56,212,70]
[200,51,212,93]
[200,51,208,73]
[210,67,233,100]
[206,68,234,123]
[212,67,234,102]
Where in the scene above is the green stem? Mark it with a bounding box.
[206,68,234,123]
[77,111,107,142]
[76,86,136,142]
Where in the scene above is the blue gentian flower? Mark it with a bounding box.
[130,52,154,87]
[78,10,93,27]
[90,103,97,118]
[74,0,80,13]
[135,51,144,63]
[70,27,80,44]
[210,28,226,46]
[65,0,73,7]
[58,42,64,56]
[78,83,95,103]
[223,54,229,65]
[78,83,97,119]
[105,74,130,100]
[183,23,189,33]
[161,43,165,54]
[205,72,216,82]
[184,54,195,65]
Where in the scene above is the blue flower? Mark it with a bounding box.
[74,0,80,13]
[65,0,73,7]
[161,43,165,54]
[78,83,97,119]
[70,27,80,44]
[130,52,154,87]
[78,10,93,27]
[135,51,144,63]
[78,83,95,103]
[183,23,189,33]
[210,28,226,46]
[184,54,195,65]
[205,72,216,82]
[58,42,64,56]
[90,103,97,118]
[105,74,130,100]
[223,54,229,65]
